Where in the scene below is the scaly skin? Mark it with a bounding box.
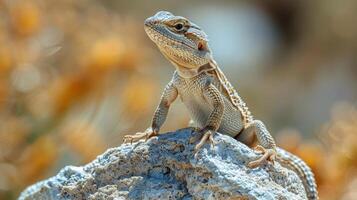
[123,11,318,200]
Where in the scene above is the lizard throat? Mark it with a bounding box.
[174,62,216,78]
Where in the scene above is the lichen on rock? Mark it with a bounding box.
[19,128,307,200]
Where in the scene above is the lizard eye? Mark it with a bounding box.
[174,23,184,30]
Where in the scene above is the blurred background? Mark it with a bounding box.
[0,0,356,199]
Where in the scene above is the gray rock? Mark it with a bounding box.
[18,128,307,200]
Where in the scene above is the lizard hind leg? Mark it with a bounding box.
[248,145,276,168]
[241,120,277,168]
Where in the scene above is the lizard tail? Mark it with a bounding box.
[276,147,318,200]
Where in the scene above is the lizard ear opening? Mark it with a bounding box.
[198,42,204,50]
[198,41,207,51]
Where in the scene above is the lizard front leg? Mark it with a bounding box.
[241,120,277,168]
[123,81,178,143]
[194,83,224,151]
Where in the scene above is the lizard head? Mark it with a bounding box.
[144,11,213,70]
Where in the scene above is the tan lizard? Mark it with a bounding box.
[124,11,318,200]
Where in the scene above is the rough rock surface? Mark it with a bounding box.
[19,128,307,200]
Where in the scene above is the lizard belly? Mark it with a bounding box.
[219,97,245,136]
[181,92,244,137]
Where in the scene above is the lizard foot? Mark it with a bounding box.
[123,127,158,144]
[248,145,276,168]
[194,128,216,152]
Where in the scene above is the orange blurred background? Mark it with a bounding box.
[0,0,356,199]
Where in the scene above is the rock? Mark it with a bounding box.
[19,128,307,200]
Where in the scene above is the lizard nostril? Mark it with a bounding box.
[144,17,156,27]
[144,19,151,26]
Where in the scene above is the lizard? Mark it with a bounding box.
[123,11,318,200]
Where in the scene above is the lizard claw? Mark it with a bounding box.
[248,146,276,168]
[194,128,216,152]
[123,128,158,144]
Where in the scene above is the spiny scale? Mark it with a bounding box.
[211,61,254,125]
